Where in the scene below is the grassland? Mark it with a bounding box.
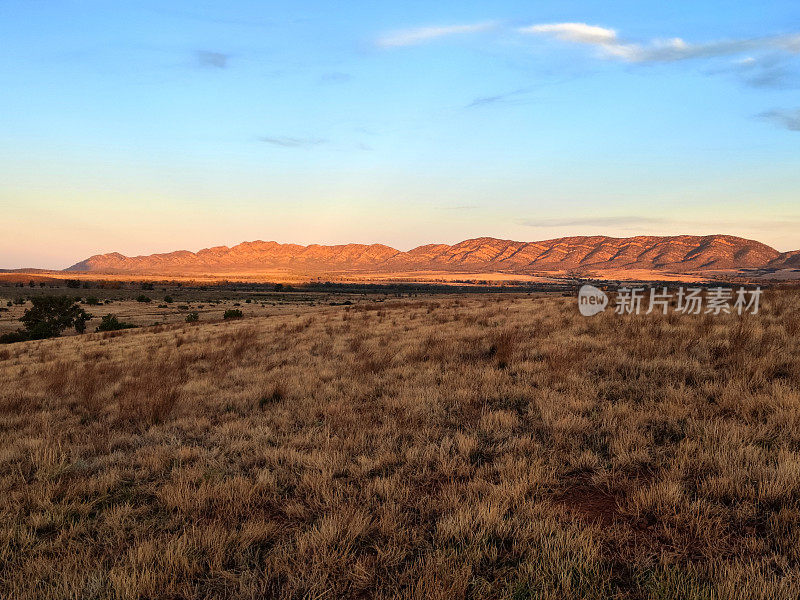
[1,290,800,599]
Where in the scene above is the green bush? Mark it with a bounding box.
[185,312,199,323]
[96,314,137,332]
[136,295,151,303]
[86,297,100,306]
[164,296,174,303]
[223,309,243,320]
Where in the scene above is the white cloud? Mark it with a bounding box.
[517,23,617,45]
[377,22,496,48]
[519,23,800,64]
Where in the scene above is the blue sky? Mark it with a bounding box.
[2,0,800,268]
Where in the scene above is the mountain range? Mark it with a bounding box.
[64,235,800,277]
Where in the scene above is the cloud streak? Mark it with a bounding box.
[196,51,230,69]
[518,23,617,45]
[519,216,669,228]
[759,109,800,131]
[376,22,496,48]
[518,22,800,64]
[258,136,328,147]
[466,87,535,108]
[519,215,800,232]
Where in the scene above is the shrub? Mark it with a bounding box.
[185,312,199,323]
[86,297,100,306]
[141,282,154,290]
[136,295,151,303]
[74,314,89,334]
[95,314,137,332]
[223,309,243,320]
[0,331,29,344]
[178,305,189,310]
[66,279,81,288]
[164,296,174,303]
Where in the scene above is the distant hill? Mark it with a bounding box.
[63,234,799,277]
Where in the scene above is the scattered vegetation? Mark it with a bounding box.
[1,291,799,598]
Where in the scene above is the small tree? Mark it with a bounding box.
[185,312,199,323]
[18,296,91,340]
[223,309,243,320]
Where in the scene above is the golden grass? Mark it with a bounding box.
[1,292,800,599]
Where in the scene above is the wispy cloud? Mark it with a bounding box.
[518,22,800,64]
[466,88,535,108]
[438,204,478,211]
[258,136,328,147]
[519,216,669,228]
[377,22,496,48]
[320,72,352,84]
[518,23,618,45]
[196,51,230,69]
[518,215,800,232]
[711,55,800,89]
[759,108,800,131]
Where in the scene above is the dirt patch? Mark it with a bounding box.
[555,483,623,526]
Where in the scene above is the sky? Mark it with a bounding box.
[2,0,800,269]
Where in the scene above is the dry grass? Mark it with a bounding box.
[1,292,800,599]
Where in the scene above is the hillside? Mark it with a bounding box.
[65,234,792,276]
